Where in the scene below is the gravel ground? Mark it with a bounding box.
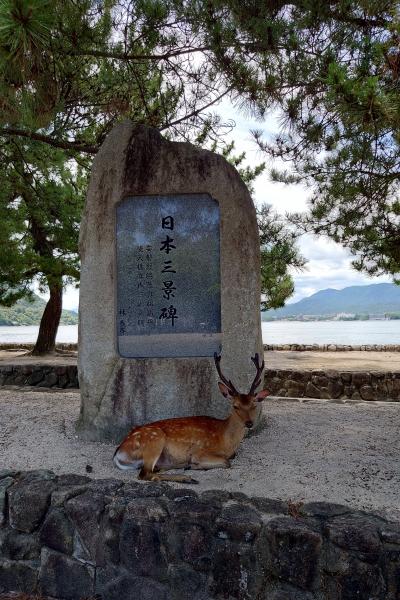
[0,388,399,520]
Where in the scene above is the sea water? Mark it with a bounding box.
[0,320,399,345]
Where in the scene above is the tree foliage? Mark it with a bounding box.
[1,0,398,352]
[0,138,86,351]
[257,204,306,310]
[219,0,400,278]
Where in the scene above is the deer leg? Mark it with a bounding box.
[190,452,231,470]
[137,434,198,484]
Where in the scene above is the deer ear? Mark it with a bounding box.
[256,389,269,402]
[218,382,233,398]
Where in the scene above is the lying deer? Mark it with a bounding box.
[113,353,269,483]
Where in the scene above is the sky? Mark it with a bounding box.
[58,99,390,310]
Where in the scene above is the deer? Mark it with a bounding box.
[113,353,269,483]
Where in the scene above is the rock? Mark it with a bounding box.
[311,375,330,388]
[302,502,349,518]
[98,501,126,565]
[352,372,371,386]
[305,382,322,399]
[58,374,69,387]
[163,497,216,571]
[37,371,58,387]
[78,121,263,441]
[263,517,322,590]
[120,499,168,580]
[322,557,385,599]
[0,470,18,480]
[328,380,344,399]
[27,368,44,385]
[340,372,352,383]
[40,508,74,555]
[211,540,255,599]
[97,572,170,600]
[266,583,315,600]
[0,558,38,594]
[8,478,56,533]
[326,515,382,562]
[39,548,94,599]
[360,385,376,401]
[251,497,289,515]
[168,563,205,600]
[0,529,40,560]
[0,477,14,526]
[65,490,105,560]
[215,503,262,542]
[286,381,306,397]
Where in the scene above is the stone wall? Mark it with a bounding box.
[0,365,79,389]
[265,369,400,401]
[264,343,400,352]
[0,470,399,600]
[1,364,400,401]
[0,343,77,351]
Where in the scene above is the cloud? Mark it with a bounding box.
[288,235,391,302]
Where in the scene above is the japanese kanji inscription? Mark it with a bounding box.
[116,193,221,357]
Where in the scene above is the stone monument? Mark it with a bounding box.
[78,121,263,441]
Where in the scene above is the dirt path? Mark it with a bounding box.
[0,388,399,520]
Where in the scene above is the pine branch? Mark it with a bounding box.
[0,128,98,154]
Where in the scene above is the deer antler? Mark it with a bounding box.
[249,353,265,395]
[214,353,239,395]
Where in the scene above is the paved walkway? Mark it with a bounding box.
[1,349,399,372]
[0,349,77,365]
[0,389,399,520]
[265,350,400,372]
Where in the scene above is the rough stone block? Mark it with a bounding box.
[40,508,74,555]
[27,368,45,385]
[286,380,306,397]
[78,122,263,441]
[215,503,262,543]
[9,478,56,533]
[211,539,256,599]
[311,375,330,388]
[263,517,322,590]
[328,380,344,399]
[168,563,205,600]
[65,490,105,560]
[326,515,382,562]
[97,572,170,600]
[322,558,385,600]
[39,548,94,599]
[305,382,322,399]
[360,385,376,401]
[352,372,371,386]
[0,477,14,526]
[37,371,59,387]
[0,529,40,560]
[120,500,168,580]
[0,559,38,593]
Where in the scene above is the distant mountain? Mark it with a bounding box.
[263,283,400,320]
[0,294,78,326]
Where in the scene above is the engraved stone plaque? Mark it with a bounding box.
[116,193,221,357]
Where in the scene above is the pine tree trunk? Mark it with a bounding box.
[32,280,63,355]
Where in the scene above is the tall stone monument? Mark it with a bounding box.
[78,121,263,441]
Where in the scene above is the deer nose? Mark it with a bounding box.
[245,420,253,429]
